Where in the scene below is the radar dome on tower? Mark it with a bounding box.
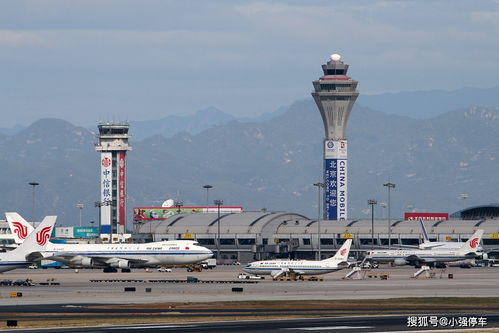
[162,199,175,207]
[330,53,341,62]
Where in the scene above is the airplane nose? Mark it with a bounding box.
[203,247,214,258]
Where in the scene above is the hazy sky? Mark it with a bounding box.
[1,0,498,127]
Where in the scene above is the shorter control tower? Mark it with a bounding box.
[95,123,132,237]
[312,54,359,220]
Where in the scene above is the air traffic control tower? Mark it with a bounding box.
[95,123,132,237]
[312,54,359,220]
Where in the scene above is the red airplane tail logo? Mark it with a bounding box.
[36,226,52,246]
[469,238,479,249]
[12,222,29,240]
[340,248,347,256]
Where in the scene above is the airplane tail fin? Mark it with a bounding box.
[5,212,35,244]
[419,218,430,243]
[459,229,484,254]
[10,216,56,261]
[323,239,352,262]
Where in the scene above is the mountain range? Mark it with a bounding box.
[0,96,498,226]
[2,86,498,138]
[357,86,499,119]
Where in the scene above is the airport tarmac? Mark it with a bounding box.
[0,266,498,305]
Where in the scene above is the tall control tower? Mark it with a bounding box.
[95,123,132,237]
[312,54,359,220]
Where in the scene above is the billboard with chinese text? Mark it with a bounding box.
[100,152,112,233]
[324,140,348,220]
[133,207,243,221]
[118,152,126,228]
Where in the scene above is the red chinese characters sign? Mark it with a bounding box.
[404,212,448,221]
[118,152,126,226]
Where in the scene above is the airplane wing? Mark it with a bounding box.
[25,251,50,262]
[270,268,288,278]
[288,267,306,275]
[405,254,432,265]
[418,243,445,249]
[43,253,149,267]
[92,256,150,265]
[270,267,307,278]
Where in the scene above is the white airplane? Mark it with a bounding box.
[417,218,483,251]
[6,212,213,271]
[243,239,352,279]
[365,229,484,267]
[0,215,56,273]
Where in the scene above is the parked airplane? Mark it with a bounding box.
[417,218,483,251]
[365,229,484,267]
[243,239,352,279]
[6,212,213,271]
[0,215,56,272]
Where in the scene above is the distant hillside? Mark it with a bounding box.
[1,104,498,226]
[0,124,24,136]
[357,86,499,119]
[128,107,236,141]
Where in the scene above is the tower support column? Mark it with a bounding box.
[96,123,132,241]
[312,53,359,220]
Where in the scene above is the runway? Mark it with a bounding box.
[0,266,498,305]
[0,266,498,330]
[1,314,498,333]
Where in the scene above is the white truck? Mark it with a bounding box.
[200,259,217,269]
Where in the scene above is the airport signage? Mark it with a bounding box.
[324,140,348,221]
[490,234,499,239]
[133,207,243,220]
[100,152,113,234]
[340,233,353,239]
[324,140,347,159]
[54,227,99,238]
[404,213,448,221]
[180,233,195,240]
[324,158,348,221]
[74,227,99,238]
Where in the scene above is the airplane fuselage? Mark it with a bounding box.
[243,260,342,276]
[0,261,29,273]
[43,241,213,267]
[367,248,478,265]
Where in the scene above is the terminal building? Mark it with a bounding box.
[133,205,499,264]
[0,205,498,262]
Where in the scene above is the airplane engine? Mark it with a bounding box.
[109,259,130,268]
[70,256,93,267]
[393,258,407,266]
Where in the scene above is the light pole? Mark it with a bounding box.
[94,201,104,240]
[76,203,84,227]
[313,182,324,260]
[383,182,396,249]
[214,199,223,263]
[174,201,184,214]
[368,199,377,250]
[203,185,213,207]
[28,182,39,222]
